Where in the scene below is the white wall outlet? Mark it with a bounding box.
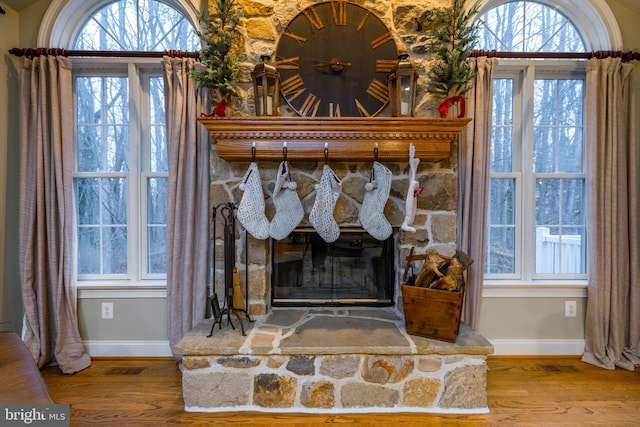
[101,302,114,319]
[565,301,577,317]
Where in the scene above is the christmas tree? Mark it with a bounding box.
[191,0,244,104]
[425,0,479,99]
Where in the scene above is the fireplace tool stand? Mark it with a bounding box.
[208,202,251,337]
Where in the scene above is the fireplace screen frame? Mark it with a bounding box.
[271,227,395,307]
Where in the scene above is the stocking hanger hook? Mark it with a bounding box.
[251,141,256,162]
[324,142,329,164]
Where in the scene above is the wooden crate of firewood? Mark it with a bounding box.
[401,247,473,343]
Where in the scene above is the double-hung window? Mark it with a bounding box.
[71,0,199,287]
[478,1,588,284]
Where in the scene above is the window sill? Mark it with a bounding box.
[483,281,587,298]
[76,283,167,299]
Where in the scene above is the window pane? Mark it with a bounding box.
[76,178,99,225]
[477,1,586,52]
[491,79,514,173]
[148,177,167,224]
[77,227,100,274]
[535,179,586,274]
[103,227,128,274]
[534,79,584,173]
[536,179,560,225]
[535,226,585,274]
[486,178,516,274]
[76,76,129,172]
[73,0,199,51]
[149,77,167,173]
[148,227,166,274]
[486,226,516,274]
[102,178,127,225]
[75,178,128,275]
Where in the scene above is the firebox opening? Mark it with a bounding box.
[271,228,395,307]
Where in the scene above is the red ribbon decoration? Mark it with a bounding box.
[438,96,466,118]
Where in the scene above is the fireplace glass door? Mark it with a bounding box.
[271,228,394,306]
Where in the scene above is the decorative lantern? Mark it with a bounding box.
[388,53,418,117]
[251,55,280,116]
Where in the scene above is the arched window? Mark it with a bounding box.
[475,0,617,285]
[73,0,199,51]
[477,1,585,52]
[55,0,198,286]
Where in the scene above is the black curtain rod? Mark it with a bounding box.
[472,49,640,62]
[9,48,199,59]
[9,47,640,63]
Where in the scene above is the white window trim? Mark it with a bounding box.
[471,0,623,50]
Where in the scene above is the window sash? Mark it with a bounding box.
[486,62,587,282]
[73,61,167,284]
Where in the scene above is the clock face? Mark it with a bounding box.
[275,1,398,117]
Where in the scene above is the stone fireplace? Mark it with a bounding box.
[175,117,494,414]
[173,0,493,414]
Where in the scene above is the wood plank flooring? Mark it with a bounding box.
[41,356,640,426]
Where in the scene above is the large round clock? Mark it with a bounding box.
[275,1,398,117]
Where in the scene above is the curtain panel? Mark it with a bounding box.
[19,56,91,374]
[457,57,497,330]
[163,57,210,351]
[582,57,640,370]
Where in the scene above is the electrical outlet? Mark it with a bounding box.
[565,301,577,317]
[101,302,114,319]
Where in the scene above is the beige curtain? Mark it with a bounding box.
[19,56,91,374]
[457,57,497,330]
[582,58,640,371]
[163,57,210,350]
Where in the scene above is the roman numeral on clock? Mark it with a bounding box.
[331,0,347,26]
[303,6,324,30]
[367,79,389,103]
[376,59,397,73]
[371,32,393,49]
[300,93,321,116]
[275,56,300,70]
[354,98,371,117]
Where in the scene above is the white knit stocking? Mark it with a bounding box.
[359,161,393,240]
[269,161,304,240]
[401,144,422,233]
[236,162,270,240]
[309,164,342,243]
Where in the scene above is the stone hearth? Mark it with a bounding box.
[174,308,493,414]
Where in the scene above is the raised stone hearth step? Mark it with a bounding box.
[175,308,493,414]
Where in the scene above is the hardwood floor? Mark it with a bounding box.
[41,356,640,426]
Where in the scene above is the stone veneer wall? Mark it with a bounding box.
[182,353,488,412]
[208,0,456,315]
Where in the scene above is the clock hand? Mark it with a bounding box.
[313,58,352,72]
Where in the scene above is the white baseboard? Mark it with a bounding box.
[83,340,173,357]
[488,339,585,355]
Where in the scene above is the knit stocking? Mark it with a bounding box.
[269,161,304,240]
[309,164,342,243]
[401,145,422,233]
[359,161,393,240]
[236,162,270,240]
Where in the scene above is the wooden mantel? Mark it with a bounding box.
[198,116,472,162]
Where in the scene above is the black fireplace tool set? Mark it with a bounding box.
[208,202,252,337]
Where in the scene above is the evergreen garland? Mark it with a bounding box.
[191,0,244,102]
[425,0,479,99]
